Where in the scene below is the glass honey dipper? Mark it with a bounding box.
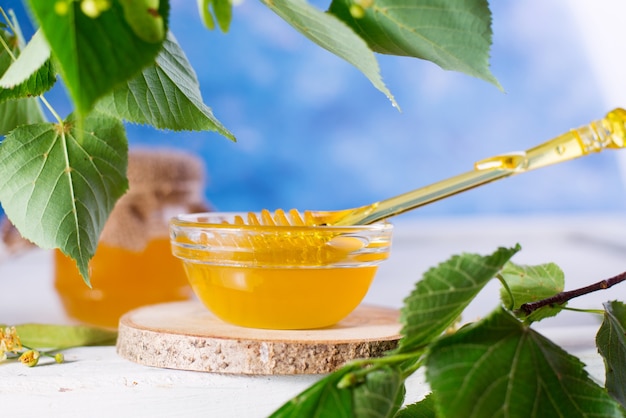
[235,108,626,227]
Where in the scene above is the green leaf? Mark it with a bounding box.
[395,393,437,418]
[597,300,626,409]
[11,323,117,348]
[426,307,624,417]
[0,97,45,135]
[0,27,46,134]
[396,245,520,353]
[96,33,234,140]
[26,0,169,114]
[352,366,405,418]
[499,262,565,322]
[0,30,56,101]
[0,112,128,282]
[260,0,398,108]
[328,0,501,89]
[271,363,405,417]
[197,0,233,32]
[269,364,356,417]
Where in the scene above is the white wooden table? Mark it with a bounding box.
[1,214,623,417]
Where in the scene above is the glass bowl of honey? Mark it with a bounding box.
[170,212,393,329]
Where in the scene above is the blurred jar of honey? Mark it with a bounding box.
[54,148,208,328]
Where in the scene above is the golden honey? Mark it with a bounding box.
[54,238,191,328]
[185,264,378,329]
[171,212,393,330]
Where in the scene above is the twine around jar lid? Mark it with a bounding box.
[99,148,211,251]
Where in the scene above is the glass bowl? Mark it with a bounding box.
[170,212,393,329]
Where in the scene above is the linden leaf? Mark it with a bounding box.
[269,364,356,417]
[426,308,624,417]
[270,363,405,417]
[0,112,128,282]
[352,366,405,418]
[0,29,56,101]
[26,0,169,114]
[0,97,45,135]
[597,300,626,408]
[96,33,234,140]
[395,393,437,418]
[396,245,520,353]
[260,0,397,108]
[328,0,501,89]
[499,262,565,322]
[0,26,46,134]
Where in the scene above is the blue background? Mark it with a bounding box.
[4,0,626,220]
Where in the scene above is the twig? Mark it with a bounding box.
[519,271,626,315]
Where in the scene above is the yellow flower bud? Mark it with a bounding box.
[349,4,366,19]
[55,353,65,364]
[80,0,112,18]
[54,1,69,15]
[0,326,22,357]
[19,350,40,367]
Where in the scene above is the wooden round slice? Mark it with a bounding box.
[116,301,401,375]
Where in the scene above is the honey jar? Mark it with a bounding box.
[54,148,209,328]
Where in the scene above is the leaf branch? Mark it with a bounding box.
[337,350,425,389]
[519,271,626,316]
[38,95,61,124]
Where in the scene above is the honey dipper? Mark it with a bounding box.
[239,108,626,227]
